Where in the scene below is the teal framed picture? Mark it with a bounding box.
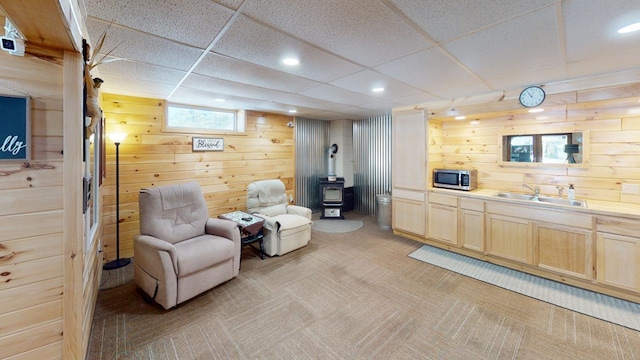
[0,94,30,161]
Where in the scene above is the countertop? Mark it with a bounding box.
[428,187,640,219]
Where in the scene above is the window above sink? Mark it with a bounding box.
[498,129,589,168]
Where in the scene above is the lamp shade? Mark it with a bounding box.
[108,132,127,143]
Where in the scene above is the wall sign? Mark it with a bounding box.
[0,95,30,161]
[192,137,224,151]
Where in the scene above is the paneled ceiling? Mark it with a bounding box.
[81,0,640,120]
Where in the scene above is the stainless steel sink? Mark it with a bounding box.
[536,196,587,207]
[495,192,536,201]
[494,192,587,207]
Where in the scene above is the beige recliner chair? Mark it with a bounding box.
[134,181,241,309]
[246,179,312,256]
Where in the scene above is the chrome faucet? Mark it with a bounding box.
[555,185,564,198]
[522,183,540,196]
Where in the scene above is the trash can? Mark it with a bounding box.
[376,194,392,230]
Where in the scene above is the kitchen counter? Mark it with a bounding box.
[429,187,640,219]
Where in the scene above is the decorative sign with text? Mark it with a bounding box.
[192,137,224,151]
[0,95,30,161]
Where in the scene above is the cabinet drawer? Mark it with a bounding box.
[460,198,484,212]
[596,216,640,237]
[486,201,592,229]
[429,192,457,206]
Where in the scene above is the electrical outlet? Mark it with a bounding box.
[622,183,640,195]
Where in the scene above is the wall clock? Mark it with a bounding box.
[519,86,545,108]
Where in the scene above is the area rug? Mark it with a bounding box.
[409,244,640,331]
[312,220,363,233]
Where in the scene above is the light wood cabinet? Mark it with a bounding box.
[427,193,458,244]
[392,108,426,191]
[596,233,640,292]
[486,214,533,264]
[428,203,457,244]
[460,209,484,251]
[460,198,484,252]
[595,216,640,292]
[392,196,425,236]
[392,108,428,237]
[535,222,593,280]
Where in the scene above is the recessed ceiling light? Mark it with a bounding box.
[372,87,384,93]
[288,109,297,113]
[454,116,466,120]
[470,120,480,125]
[618,22,640,34]
[528,108,544,113]
[214,98,226,102]
[282,58,299,66]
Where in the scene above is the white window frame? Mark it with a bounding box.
[164,103,246,134]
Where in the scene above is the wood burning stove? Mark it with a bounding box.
[319,176,344,219]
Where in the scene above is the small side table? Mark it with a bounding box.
[219,210,265,261]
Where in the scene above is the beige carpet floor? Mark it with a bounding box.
[88,212,640,359]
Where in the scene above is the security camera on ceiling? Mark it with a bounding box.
[1,36,25,56]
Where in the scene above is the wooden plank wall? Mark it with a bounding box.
[433,84,640,204]
[100,94,296,261]
[0,44,66,358]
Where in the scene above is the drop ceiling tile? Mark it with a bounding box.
[99,76,176,99]
[213,15,365,82]
[169,87,268,110]
[442,6,562,80]
[86,0,233,48]
[375,47,480,92]
[213,0,244,10]
[391,93,441,106]
[242,0,430,67]
[92,58,187,86]
[563,0,640,62]
[251,101,323,117]
[329,70,422,100]
[428,81,494,100]
[86,18,204,71]
[388,0,556,44]
[271,93,354,111]
[193,53,320,93]
[298,84,379,106]
[180,73,287,101]
[567,48,640,80]
[486,65,567,91]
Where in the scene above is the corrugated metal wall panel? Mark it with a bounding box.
[294,117,329,213]
[353,115,392,216]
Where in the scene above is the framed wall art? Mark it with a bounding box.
[192,137,224,151]
[0,94,30,161]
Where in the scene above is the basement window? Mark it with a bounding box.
[164,103,245,133]
[504,133,578,163]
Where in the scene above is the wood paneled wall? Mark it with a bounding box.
[432,84,640,204]
[100,94,296,261]
[0,47,65,358]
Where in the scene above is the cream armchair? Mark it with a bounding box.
[246,179,312,256]
[134,181,241,309]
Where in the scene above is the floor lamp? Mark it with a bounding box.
[103,132,131,270]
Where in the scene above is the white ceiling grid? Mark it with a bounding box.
[84,0,640,120]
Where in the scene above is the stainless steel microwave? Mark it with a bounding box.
[433,169,477,191]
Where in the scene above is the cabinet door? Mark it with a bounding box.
[487,214,532,264]
[460,209,484,252]
[393,198,425,236]
[392,109,426,191]
[535,223,593,280]
[427,203,457,245]
[596,232,640,292]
